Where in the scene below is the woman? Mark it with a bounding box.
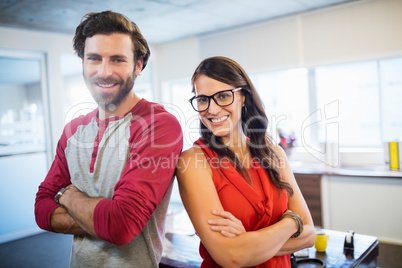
[176,56,315,267]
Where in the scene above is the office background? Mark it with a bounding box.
[0,0,401,248]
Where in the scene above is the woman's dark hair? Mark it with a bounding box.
[73,11,150,70]
[191,56,293,196]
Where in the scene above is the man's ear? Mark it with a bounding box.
[135,58,144,76]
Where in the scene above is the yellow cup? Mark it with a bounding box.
[315,232,329,252]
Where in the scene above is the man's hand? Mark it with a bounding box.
[58,184,104,237]
[207,210,246,237]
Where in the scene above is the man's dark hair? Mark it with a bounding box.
[73,10,150,70]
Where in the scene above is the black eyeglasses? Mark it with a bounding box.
[189,88,242,112]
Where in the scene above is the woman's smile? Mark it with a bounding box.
[208,115,229,124]
[194,74,244,138]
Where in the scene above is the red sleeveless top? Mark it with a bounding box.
[195,139,291,268]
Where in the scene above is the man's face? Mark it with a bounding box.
[83,33,141,108]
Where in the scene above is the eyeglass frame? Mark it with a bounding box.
[189,88,242,112]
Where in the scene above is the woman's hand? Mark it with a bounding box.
[207,210,246,237]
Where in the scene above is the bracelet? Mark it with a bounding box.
[281,211,304,238]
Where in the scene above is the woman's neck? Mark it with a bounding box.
[222,132,251,167]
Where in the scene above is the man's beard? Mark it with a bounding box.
[85,72,136,110]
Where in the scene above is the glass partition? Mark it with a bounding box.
[0,50,51,243]
[0,56,47,155]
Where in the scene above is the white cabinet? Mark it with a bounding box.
[321,175,402,244]
[0,152,48,243]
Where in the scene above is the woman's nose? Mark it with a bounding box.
[208,99,221,115]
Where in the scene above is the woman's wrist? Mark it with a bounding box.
[280,210,304,238]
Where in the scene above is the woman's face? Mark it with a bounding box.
[194,75,245,142]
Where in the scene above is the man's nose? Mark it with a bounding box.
[99,61,113,78]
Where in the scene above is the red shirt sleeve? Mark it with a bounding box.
[34,113,91,232]
[34,129,71,231]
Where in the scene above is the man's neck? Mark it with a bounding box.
[98,92,141,120]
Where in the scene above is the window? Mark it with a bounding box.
[162,80,199,151]
[135,62,155,102]
[250,68,310,147]
[315,61,381,148]
[249,57,402,166]
[379,57,402,142]
[315,57,402,148]
[162,80,199,206]
[0,56,47,154]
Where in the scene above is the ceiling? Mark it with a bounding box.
[0,0,358,45]
[0,0,358,85]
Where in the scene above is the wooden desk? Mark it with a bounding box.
[160,229,378,268]
[300,229,379,268]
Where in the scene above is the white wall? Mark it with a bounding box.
[162,0,402,75]
[200,16,301,72]
[154,37,201,83]
[301,0,402,66]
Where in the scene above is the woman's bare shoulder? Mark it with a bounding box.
[177,146,208,173]
[179,146,205,160]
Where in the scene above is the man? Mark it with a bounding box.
[35,11,183,267]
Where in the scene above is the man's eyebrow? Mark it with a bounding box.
[110,55,128,59]
[85,53,100,57]
[84,53,128,59]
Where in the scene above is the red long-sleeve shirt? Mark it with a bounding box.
[35,99,183,266]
